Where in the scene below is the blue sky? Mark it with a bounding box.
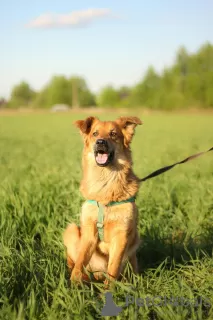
[1,0,213,98]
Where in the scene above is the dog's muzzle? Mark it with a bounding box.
[94,139,114,167]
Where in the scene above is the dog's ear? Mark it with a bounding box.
[116,116,142,147]
[74,116,97,135]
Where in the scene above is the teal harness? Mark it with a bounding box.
[86,196,136,241]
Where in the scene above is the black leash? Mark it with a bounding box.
[140,146,213,182]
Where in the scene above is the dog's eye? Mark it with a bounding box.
[93,131,98,137]
[110,131,116,137]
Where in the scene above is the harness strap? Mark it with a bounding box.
[87,197,135,241]
[97,202,104,241]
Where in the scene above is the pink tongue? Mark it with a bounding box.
[96,153,108,164]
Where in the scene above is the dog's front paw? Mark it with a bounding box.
[103,279,110,290]
[104,278,115,290]
[71,268,90,283]
[71,268,83,282]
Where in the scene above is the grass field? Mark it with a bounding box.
[0,112,213,319]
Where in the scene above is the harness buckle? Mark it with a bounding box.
[97,222,104,228]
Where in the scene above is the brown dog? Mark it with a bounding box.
[63,116,142,287]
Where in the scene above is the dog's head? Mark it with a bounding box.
[74,116,142,167]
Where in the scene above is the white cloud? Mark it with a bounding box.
[26,8,116,28]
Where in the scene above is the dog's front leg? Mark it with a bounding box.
[71,223,97,282]
[104,232,128,288]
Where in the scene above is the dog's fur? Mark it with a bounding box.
[63,116,142,286]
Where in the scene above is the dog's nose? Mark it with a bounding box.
[96,139,106,145]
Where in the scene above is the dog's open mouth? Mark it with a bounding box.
[94,150,114,166]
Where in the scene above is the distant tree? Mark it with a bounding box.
[33,75,95,108]
[131,67,161,108]
[175,46,189,94]
[79,89,96,107]
[129,43,213,109]
[69,76,96,107]
[0,97,7,108]
[33,76,70,108]
[9,82,35,108]
[96,86,120,107]
[32,87,49,108]
[196,42,213,107]
[115,86,132,108]
[118,86,131,100]
[8,41,213,110]
[46,75,71,107]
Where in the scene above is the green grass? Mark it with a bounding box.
[0,112,213,320]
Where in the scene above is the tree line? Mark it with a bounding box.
[2,42,213,110]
